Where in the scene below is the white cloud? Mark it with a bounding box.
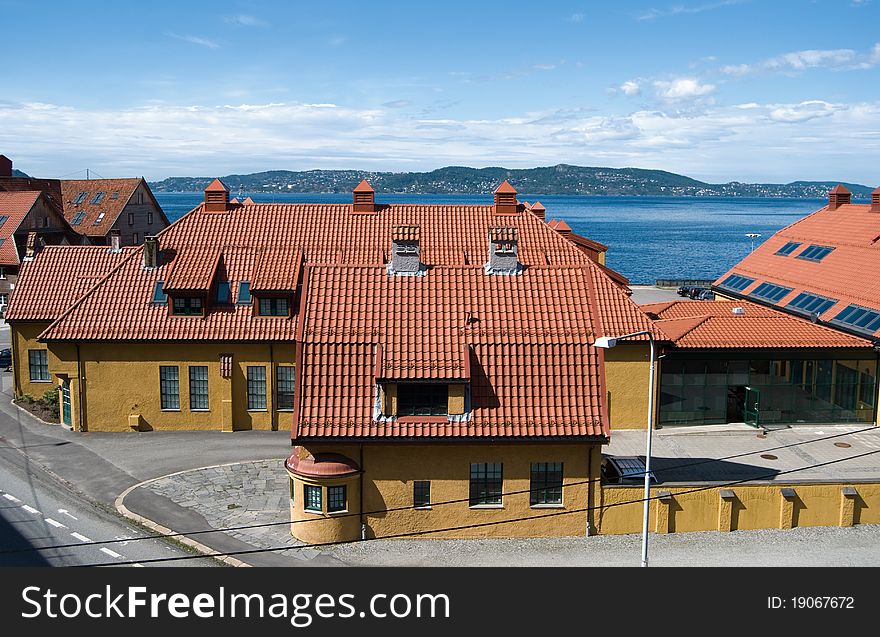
[223,14,267,27]
[653,77,715,100]
[722,42,880,75]
[637,0,747,20]
[166,33,220,49]
[768,100,845,123]
[619,80,642,96]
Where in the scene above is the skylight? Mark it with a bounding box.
[831,304,880,334]
[774,241,802,256]
[72,192,87,205]
[0,215,8,228]
[786,292,837,316]
[91,192,105,205]
[93,212,105,225]
[718,273,755,292]
[71,212,86,226]
[152,281,167,304]
[237,281,251,305]
[796,245,834,262]
[750,282,793,303]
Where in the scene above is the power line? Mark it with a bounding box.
[75,444,880,567]
[2,424,875,557]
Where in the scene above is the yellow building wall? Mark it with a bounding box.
[297,443,602,540]
[603,341,656,430]
[10,322,54,400]
[597,482,880,535]
[45,341,295,432]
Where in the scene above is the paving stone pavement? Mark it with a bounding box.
[147,459,323,561]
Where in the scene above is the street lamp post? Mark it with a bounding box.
[594,330,656,567]
[746,233,762,252]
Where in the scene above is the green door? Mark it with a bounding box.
[744,386,760,428]
[61,380,71,427]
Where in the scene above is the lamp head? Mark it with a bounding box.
[594,336,618,349]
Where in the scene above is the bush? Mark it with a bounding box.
[18,394,35,405]
[39,388,58,410]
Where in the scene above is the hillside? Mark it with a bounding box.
[148,164,873,198]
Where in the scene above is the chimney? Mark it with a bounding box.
[143,235,159,269]
[352,179,376,213]
[553,219,572,236]
[486,227,521,275]
[23,232,43,261]
[493,180,519,215]
[872,187,880,213]
[0,155,11,177]
[530,201,546,221]
[828,184,851,210]
[109,229,121,253]
[389,225,421,275]
[204,178,230,212]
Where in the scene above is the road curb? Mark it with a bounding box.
[10,397,64,427]
[114,458,284,568]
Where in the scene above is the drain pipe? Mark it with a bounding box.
[76,343,86,432]
[359,444,365,540]
[586,445,594,536]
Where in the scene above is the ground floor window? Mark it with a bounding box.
[277,366,295,410]
[189,366,209,410]
[530,462,563,505]
[247,366,267,410]
[469,463,502,506]
[28,350,49,381]
[159,366,180,410]
[304,485,322,512]
[413,480,431,508]
[327,485,346,512]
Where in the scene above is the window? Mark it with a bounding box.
[860,370,876,407]
[327,486,346,512]
[148,212,154,224]
[775,241,801,256]
[0,238,4,247]
[289,478,295,503]
[258,297,289,316]
[28,350,49,381]
[72,192,87,205]
[304,485,322,512]
[247,366,267,410]
[91,192,105,205]
[71,212,86,226]
[786,292,837,316]
[172,296,203,316]
[831,304,880,334]
[0,267,5,280]
[530,463,563,505]
[796,244,834,262]
[276,366,295,410]
[128,213,134,225]
[0,215,7,228]
[111,191,119,200]
[216,281,231,304]
[137,193,144,204]
[750,282,793,303]
[718,273,755,292]
[237,281,251,305]
[152,281,167,304]
[413,481,431,508]
[93,212,105,225]
[40,216,48,228]
[132,233,139,244]
[398,384,447,416]
[469,463,502,506]
[160,366,180,410]
[189,366,209,411]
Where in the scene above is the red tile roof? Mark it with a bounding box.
[712,199,880,338]
[205,178,229,192]
[0,191,41,266]
[353,179,374,193]
[250,248,302,292]
[643,300,872,349]
[60,179,143,236]
[286,451,360,477]
[493,180,517,194]
[163,246,222,292]
[4,245,135,321]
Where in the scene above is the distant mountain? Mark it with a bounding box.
[11,169,28,177]
[148,164,873,199]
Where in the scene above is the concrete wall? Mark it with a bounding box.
[597,482,880,534]
[604,341,656,430]
[45,341,295,432]
[295,443,602,540]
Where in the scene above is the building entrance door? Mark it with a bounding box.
[744,386,761,428]
[727,385,746,423]
[61,380,71,428]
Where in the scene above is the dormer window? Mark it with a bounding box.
[172,296,203,316]
[398,384,448,417]
[258,297,289,316]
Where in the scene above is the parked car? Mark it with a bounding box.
[688,287,708,299]
[677,285,693,297]
[697,289,715,300]
[0,348,11,370]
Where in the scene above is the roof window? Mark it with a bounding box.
[718,273,755,292]
[786,292,837,316]
[71,212,86,226]
[237,281,251,305]
[152,281,167,304]
[796,245,834,262]
[217,281,231,304]
[93,212,105,225]
[72,192,87,205]
[749,282,793,303]
[774,241,801,256]
[91,192,105,205]
[831,304,880,334]
[0,215,8,228]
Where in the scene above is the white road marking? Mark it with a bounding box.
[22,504,41,515]
[3,493,21,502]
[58,509,78,520]
[100,547,122,559]
[133,564,144,568]
[70,532,92,543]
[44,518,66,528]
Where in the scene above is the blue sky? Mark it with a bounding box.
[2,0,880,183]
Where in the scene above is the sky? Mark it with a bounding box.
[2,0,880,183]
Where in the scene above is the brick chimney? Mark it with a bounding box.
[109,229,121,253]
[353,179,376,213]
[204,178,230,212]
[0,155,11,177]
[530,201,546,221]
[143,235,159,269]
[828,184,851,210]
[872,187,880,213]
[493,180,519,215]
[486,227,521,275]
[389,225,421,275]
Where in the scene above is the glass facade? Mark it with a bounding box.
[659,352,877,427]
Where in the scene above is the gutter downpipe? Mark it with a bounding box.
[586,445,593,536]
[359,444,365,540]
[76,342,86,432]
